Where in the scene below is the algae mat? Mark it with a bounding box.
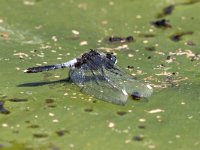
[0,0,200,149]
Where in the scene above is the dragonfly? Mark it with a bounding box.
[24,49,153,105]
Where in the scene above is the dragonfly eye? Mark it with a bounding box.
[106,53,117,64]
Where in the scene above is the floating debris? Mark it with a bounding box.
[127,65,134,69]
[147,56,152,59]
[132,135,144,141]
[47,104,56,108]
[33,133,48,138]
[101,20,108,25]
[98,44,129,52]
[166,55,171,60]
[108,122,115,128]
[151,19,172,28]
[166,56,173,63]
[169,49,196,58]
[0,19,3,23]
[138,125,146,129]
[157,5,175,18]
[8,98,28,102]
[0,32,9,39]
[138,33,155,38]
[147,109,165,114]
[80,41,88,46]
[170,31,193,42]
[78,3,88,10]
[23,0,35,6]
[145,46,156,51]
[143,40,149,44]
[69,144,75,148]
[162,5,174,15]
[48,112,55,117]
[54,75,60,78]
[128,53,134,57]
[116,111,127,116]
[139,118,146,122]
[56,130,69,136]
[126,36,134,42]
[115,44,129,50]
[72,30,80,35]
[16,67,21,71]
[108,36,134,43]
[64,93,69,96]
[136,15,142,19]
[84,108,93,112]
[13,52,29,58]
[52,119,59,123]
[185,40,195,46]
[157,1,199,18]
[180,0,200,5]
[40,44,51,50]
[27,124,40,128]
[109,1,114,6]
[2,123,8,127]
[45,98,56,108]
[51,36,58,42]
[51,50,56,53]
[35,25,42,29]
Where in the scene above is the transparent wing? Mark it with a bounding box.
[69,64,128,105]
[102,64,153,98]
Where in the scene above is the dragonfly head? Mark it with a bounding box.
[106,53,117,64]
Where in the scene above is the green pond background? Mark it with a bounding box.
[0,0,200,149]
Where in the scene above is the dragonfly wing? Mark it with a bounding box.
[69,64,128,105]
[102,65,153,98]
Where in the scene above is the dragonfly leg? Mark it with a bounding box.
[90,69,100,85]
[107,66,123,76]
